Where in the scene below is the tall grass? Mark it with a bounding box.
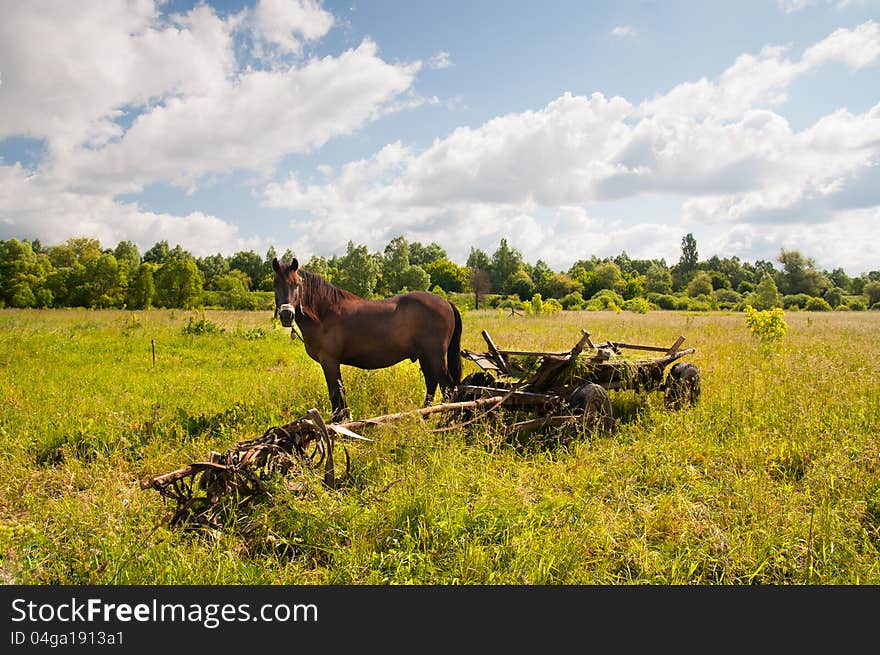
[0,308,877,584]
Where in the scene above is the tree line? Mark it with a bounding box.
[1,233,878,313]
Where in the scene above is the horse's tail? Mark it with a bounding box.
[446,301,463,386]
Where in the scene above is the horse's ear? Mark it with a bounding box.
[290,258,299,272]
[272,257,280,273]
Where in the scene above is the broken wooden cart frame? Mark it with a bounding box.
[139,397,507,528]
[456,328,701,433]
[140,328,699,528]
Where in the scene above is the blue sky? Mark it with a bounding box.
[1,0,879,274]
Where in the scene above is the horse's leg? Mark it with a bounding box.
[321,360,350,422]
[418,352,446,407]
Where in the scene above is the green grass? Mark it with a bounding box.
[0,308,878,584]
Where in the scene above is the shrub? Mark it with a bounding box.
[686,299,711,312]
[744,306,788,342]
[623,297,651,313]
[560,291,585,310]
[543,298,562,314]
[783,294,810,310]
[647,293,677,310]
[805,297,832,312]
[714,288,741,305]
[182,313,224,335]
[530,293,544,315]
[590,289,624,310]
[846,298,867,311]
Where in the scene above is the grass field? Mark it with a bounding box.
[1,307,878,584]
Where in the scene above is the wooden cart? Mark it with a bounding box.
[456,328,700,434]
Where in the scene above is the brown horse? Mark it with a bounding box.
[272,257,462,422]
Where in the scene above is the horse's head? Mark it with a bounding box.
[272,256,302,327]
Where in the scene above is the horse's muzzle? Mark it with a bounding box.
[278,303,295,327]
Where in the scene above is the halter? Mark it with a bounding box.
[277,273,305,340]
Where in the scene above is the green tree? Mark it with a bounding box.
[589,262,625,296]
[126,263,156,309]
[228,250,264,290]
[197,253,230,290]
[336,242,379,298]
[749,272,783,310]
[409,241,446,267]
[539,272,582,299]
[143,240,171,265]
[645,262,673,294]
[398,265,431,292]
[828,268,851,293]
[776,249,827,297]
[507,269,536,301]
[529,259,554,295]
[489,238,523,293]
[0,239,41,307]
[304,255,333,280]
[382,236,411,293]
[864,280,880,306]
[155,257,203,308]
[66,237,102,265]
[84,253,125,307]
[113,240,141,273]
[686,271,714,298]
[424,258,469,292]
[215,271,252,309]
[679,233,698,273]
[466,247,491,271]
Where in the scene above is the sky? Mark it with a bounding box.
[1,0,879,275]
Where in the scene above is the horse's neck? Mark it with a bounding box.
[300,273,356,321]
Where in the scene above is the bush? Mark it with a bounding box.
[783,294,810,309]
[744,306,788,342]
[646,293,677,310]
[673,296,691,311]
[623,297,651,314]
[686,299,711,312]
[714,288,741,304]
[530,293,544,315]
[846,298,867,311]
[560,291,585,310]
[590,289,624,310]
[543,298,563,314]
[805,297,832,312]
[182,313,224,335]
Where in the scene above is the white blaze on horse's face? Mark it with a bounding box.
[271,256,300,328]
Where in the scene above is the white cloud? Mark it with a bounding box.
[778,0,852,12]
[59,38,419,194]
[0,163,264,256]
[428,51,453,69]
[262,21,880,272]
[611,25,637,38]
[0,1,421,252]
[778,0,816,12]
[250,0,334,55]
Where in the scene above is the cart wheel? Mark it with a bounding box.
[453,371,496,402]
[569,383,614,435]
[665,363,701,409]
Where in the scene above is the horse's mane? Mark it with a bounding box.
[299,269,358,319]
